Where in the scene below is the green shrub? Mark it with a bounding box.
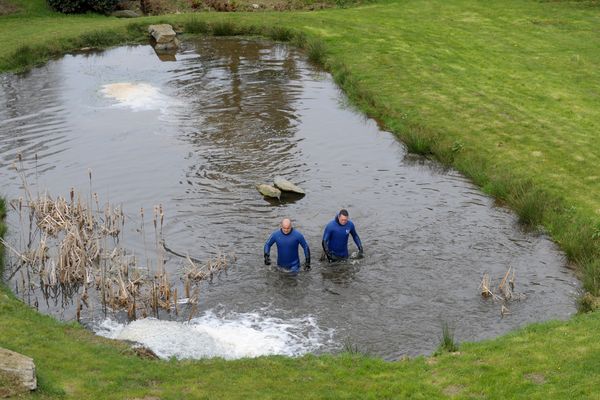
[47,0,119,14]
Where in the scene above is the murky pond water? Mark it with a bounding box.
[0,38,579,360]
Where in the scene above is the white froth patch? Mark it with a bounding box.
[94,310,334,360]
[100,82,171,111]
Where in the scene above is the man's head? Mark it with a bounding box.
[281,218,292,234]
[338,209,349,225]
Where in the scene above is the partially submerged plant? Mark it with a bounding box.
[479,266,523,317]
[3,155,234,323]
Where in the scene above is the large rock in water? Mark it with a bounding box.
[256,184,281,199]
[0,348,36,396]
[147,24,180,53]
[148,24,177,44]
[273,176,305,195]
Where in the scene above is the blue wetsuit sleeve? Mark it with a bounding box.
[300,234,310,263]
[350,225,363,252]
[322,224,331,251]
[264,232,276,255]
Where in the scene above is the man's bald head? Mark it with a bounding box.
[281,218,292,234]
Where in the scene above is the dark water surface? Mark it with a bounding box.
[0,38,579,359]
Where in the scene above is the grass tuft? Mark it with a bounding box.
[11,44,38,69]
[184,15,210,34]
[577,290,600,313]
[76,29,126,48]
[126,21,149,37]
[290,31,308,48]
[581,258,600,296]
[508,183,555,228]
[435,321,459,354]
[403,125,435,156]
[342,338,369,356]
[305,38,326,64]
[211,21,238,36]
[268,25,295,42]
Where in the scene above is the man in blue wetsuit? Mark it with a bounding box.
[264,218,311,272]
[322,209,364,262]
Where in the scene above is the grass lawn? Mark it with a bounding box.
[2,286,600,399]
[2,0,600,397]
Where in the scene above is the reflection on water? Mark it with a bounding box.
[0,38,579,359]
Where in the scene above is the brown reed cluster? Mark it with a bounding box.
[3,155,232,322]
[479,266,524,317]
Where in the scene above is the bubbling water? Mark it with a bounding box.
[94,309,335,360]
[100,82,173,112]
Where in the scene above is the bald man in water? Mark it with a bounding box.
[264,218,311,272]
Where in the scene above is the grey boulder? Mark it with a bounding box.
[256,184,281,199]
[0,348,36,396]
[273,176,305,194]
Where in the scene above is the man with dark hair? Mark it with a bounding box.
[264,218,311,272]
[322,209,364,262]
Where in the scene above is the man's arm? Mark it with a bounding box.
[350,224,364,255]
[322,224,333,262]
[300,234,311,270]
[264,233,276,265]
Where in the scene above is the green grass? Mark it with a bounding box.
[3,0,600,397]
[2,287,600,398]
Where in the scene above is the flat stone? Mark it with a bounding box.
[0,348,36,395]
[148,24,177,44]
[111,10,140,18]
[256,183,281,199]
[273,176,305,194]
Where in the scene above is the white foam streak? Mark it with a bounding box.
[94,310,334,360]
[100,82,172,111]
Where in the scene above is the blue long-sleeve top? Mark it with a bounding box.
[264,228,310,271]
[322,215,363,258]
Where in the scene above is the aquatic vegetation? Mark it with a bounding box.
[479,266,522,317]
[2,157,232,322]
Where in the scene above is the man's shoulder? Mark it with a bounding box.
[292,229,306,239]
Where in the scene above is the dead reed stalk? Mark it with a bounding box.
[4,158,235,323]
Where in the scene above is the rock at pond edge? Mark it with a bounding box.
[0,348,36,395]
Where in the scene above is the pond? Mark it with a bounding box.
[0,37,579,360]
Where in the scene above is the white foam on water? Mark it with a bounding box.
[100,82,173,111]
[94,309,335,360]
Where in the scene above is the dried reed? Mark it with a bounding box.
[4,156,233,322]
